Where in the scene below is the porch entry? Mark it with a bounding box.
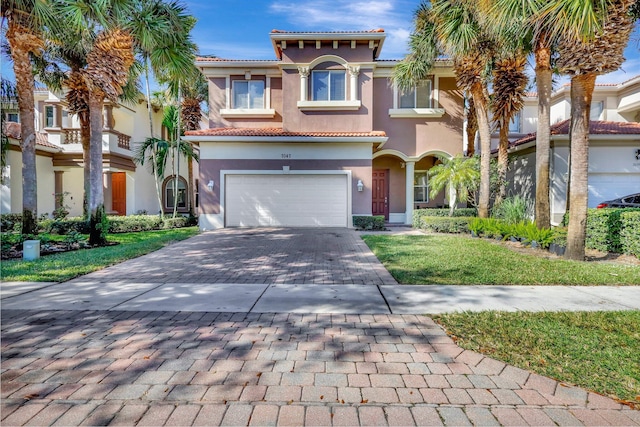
[372,169,389,220]
[111,172,126,215]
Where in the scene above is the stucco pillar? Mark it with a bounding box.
[54,171,64,208]
[298,66,310,101]
[103,104,114,130]
[405,161,415,225]
[348,66,360,101]
[54,104,62,128]
[103,172,113,214]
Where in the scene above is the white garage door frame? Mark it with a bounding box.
[220,169,353,227]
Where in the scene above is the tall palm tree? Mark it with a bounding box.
[491,53,528,206]
[555,0,636,260]
[1,78,17,173]
[127,0,197,218]
[428,155,480,216]
[84,28,135,244]
[2,0,56,234]
[394,0,496,218]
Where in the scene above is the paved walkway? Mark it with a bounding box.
[2,228,639,425]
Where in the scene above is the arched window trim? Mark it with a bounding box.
[162,175,189,213]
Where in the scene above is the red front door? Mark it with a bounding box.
[112,172,126,216]
[372,169,389,220]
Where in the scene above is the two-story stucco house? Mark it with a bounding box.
[501,75,640,224]
[185,30,463,230]
[2,89,195,218]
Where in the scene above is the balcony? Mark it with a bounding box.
[59,128,131,151]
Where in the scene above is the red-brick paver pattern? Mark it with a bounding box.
[2,310,638,426]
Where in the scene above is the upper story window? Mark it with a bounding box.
[389,78,444,118]
[312,70,346,101]
[590,101,603,120]
[398,81,432,109]
[45,105,54,128]
[508,111,522,133]
[233,80,264,109]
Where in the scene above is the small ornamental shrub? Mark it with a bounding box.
[418,216,472,234]
[162,217,189,229]
[353,215,386,230]
[492,196,530,224]
[108,215,163,233]
[620,211,640,257]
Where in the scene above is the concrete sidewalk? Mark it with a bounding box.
[2,281,640,313]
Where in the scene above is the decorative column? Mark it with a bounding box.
[297,66,310,101]
[405,161,415,224]
[103,172,113,214]
[103,104,114,130]
[54,171,64,208]
[348,65,360,101]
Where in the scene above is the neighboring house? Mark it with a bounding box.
[185,30,463,229]
[1,90,196,218]
[503,75,640,225]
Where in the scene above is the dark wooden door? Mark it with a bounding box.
[112,172,126,216]
[372,169,389,220]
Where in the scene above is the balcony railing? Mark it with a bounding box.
[60,128,131,150]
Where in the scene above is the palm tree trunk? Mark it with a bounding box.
[81,116,91,219]
[565,74,596,260]
[466,96,477,157]
[534,42,552,229]
[495,123,509,207]
[7,23,38,235]
[449,185,457,217]
[187,153,195,216]
[144,61,164,218]
[470,83,491,218]
[88,91,107,245]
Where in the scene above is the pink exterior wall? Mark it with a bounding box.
[281,67,374,133]
[199,158,372,215]
[280,44,378,64]
[372,76,463,157]
[207,77,283,128]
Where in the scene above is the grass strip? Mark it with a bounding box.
[362,234,640,285]
[434,311,640,406]
[1,227,199,282]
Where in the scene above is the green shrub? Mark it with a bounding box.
[492,196,530,224]
[417,216,472,234]
[412,208,477,227]
[468,217,485,236]
[162,217,189,230]
[353,215,385,231]
[584,208,639,253]
[39,217,89,234]
[620,211,640,257]
[107,215,163,233]
[1,213,23,232]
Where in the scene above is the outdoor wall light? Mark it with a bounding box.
[207,180,215,191]
[357,179,364,192]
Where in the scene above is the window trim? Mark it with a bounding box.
[162,175,189,213]
[221,77,275,118]
[414,170,429,205]
[44,105,55,128]
[508,111,522,133]
[389,79,444,118]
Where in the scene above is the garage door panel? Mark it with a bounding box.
[588,174,640,207]
[226,174,348,227]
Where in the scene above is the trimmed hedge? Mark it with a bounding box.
[620,211,640,257]
[416,216,473,234]
[162,217,189,229]
[585,208,640,254]
[353,215,385,231]
[412,209,476,227]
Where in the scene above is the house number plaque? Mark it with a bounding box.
[281,153,292,159]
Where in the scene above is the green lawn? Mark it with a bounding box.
[434,311,640,406]
[362,234,640,285]
[1,227,199,282]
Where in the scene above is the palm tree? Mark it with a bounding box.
[127,0,197,218]
[1,78,17,172]
[394,0,496,218]
[554,0,636,260]
[84,28,135,244]
[2,0,56,234]
[491,53,528,206]
[428,155,480,216]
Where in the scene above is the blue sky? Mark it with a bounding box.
[1,0,639,87]
[187,0,640,86]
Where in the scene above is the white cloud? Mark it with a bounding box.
[268,0,413,58]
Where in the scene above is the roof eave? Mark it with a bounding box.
[183,135,388,144]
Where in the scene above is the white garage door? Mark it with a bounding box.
[588,174,640,207]
[225,174,348,227]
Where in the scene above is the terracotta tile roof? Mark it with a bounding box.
[3,122,59,149]
[271,29,385,34]
[511,119,640,147]
[186,127,386,138]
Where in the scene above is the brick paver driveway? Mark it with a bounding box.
[78,228,396,286]
[2,310,638,426]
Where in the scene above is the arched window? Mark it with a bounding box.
[162,176,188,212]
